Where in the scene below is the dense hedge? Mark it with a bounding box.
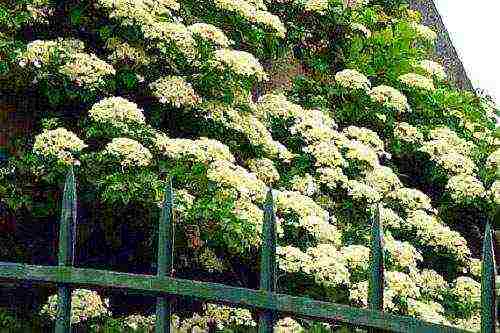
[0,0,498,331]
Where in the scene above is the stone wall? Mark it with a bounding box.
[409,0,475,92]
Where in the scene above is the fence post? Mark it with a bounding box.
[368,204,384,333]
[480,216,497,333]
[259,189,277,333]
[55,167,77,333]
[156,178,174,333]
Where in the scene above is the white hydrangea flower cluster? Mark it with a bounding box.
[275,190,341,245]
[204,303,256,329]
[384,234,423,271]
[420,127,476,176]
[398,73,435,92]
[335,69,371,91]
[364,166,402,195]
[246,158,280,184]
[451,276,480,308]
[290,173,319,196]
[204,102,294,160]
[342,139,380,168]
[105,138,153,167]
[369,85,408,112]
[232,197,265,246]
[343,126,385,155]
[40,289,110,324]
[155,134,235,163]
[387,188,432,211]
[445,174,486,203]
[340,245,370,271]
[96,0,179,26]
[305,141,346,168]
[275,317,304,332]
[410,23,438,43]
[407,299,448,325]
[291,108,338,143]
[346,180,381,203]
[211,49,268,81]
[150,76,202,108]
[143,22,199,61]
[89,97,145,130]
[188,23,233,47]
[417,269,447,301]
[207,159,267,202]
[123,314,156,331]
[105,39,150,67]
[393,122,423,144]
[19,39,84,67]
[406,210,470,261]
[59,52,116,89]
[414,59,446,81]
[214,0,285,37]
[300,0,328,13]
[33,127,87,165]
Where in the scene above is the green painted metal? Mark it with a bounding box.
[368,204,384,333]
[480,220,496,333]
[0,264,470,333]
[259,189,277,333]
[156,178,174,333]
[56,168,77,333]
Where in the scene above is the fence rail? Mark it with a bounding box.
[0,168,497,332]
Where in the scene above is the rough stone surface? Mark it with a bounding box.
[410,0,474,92]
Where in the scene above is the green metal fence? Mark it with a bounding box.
[0,168,497,332]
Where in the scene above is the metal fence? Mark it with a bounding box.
[0,168,497,332]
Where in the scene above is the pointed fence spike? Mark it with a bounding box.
[56,166,77,333]
[368,204,384,333]
[156,177,174,333]
[259,188,277,333]
[480,219,497,333]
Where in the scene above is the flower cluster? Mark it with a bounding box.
[33,128,87,165]
[246,158,280,184]
[150,76,202,108]
[364,166,402,195]
[188,23,233,47]
[142,22,198,60]
[105,39,150,67]
[302,0,329,13]
[214,0,285,37]
[211,49,268,81]
[89,97,145,130]
[387,188,432,212]
[369,85,408,112]
[59,52,116,89]
[406,210,470,261]
[155,134,235,163]
[290,173,319,196]
[342,140,380,168]
[346,180,381,203]
[410,23,438,43]
[414,59,446,81]
[393,122,423,144]
[207,160,267,202]
[40,289,110,324]
[398,73,435,92]
[343,126,385,154]
[105,138,152,167]
[19,39,85,68]
[335,69,371,91]
[420,127,476,177]
[446,174,485,203]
